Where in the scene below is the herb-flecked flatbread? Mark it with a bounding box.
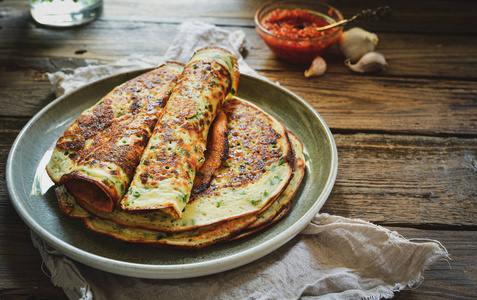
[58,129,304,249]
[49,47,307,249]
[228,131,305,241]
[46,63,184,213]
[120,47,240,218]
[56,97,295,233]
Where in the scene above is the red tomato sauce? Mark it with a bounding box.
[261,9,332,39]
[257,8,342,63]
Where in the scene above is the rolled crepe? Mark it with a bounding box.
[121,47,240,218]
[46,62,184,213]
[54,128,305,249]
[56,98,295,233]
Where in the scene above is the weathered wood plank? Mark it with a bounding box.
[103,0,477,35]
[2,15,477,79]
[248,31,477,80]
[331,0,477,35]
[261,71,477,136]
[392,228,477,300]
[1,289,67,300]
[4,0,477,35]
[0,118,28,200]
[0,206,66,298]
[1,56,476,135]
[0,65,56,118]
[322,133,477,227]
[0,19,177,61]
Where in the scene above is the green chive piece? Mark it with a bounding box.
[270,176,281,186]
[181,194,189,203]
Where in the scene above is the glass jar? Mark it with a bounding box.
[30,0,103,27]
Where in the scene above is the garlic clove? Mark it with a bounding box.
[345,52,387,73]
[339,27,379,63]
[304,56,327,78]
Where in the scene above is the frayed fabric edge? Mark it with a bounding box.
[30,231,93,300]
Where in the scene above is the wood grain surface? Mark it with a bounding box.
[1,0,476,299]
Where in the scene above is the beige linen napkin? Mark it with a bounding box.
[47,21,261,97]
[37,21,448,300]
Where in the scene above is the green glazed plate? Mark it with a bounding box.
[6,71,338,279]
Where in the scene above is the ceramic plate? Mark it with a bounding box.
[6,71,337,279]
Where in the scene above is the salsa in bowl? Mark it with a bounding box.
[255,1,343,63]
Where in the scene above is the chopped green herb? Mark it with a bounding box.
[278,157,285,166]
[216,199,223,207]
[181,193,189,203]
[133,191,141,197]
[186,112,199,120]
[263,191,269,197]
[251,199,261,205]
[156,232,172,240]
[113,223,125,232]
[270,176,281,186]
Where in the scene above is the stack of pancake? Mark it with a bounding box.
[47,47,305,249]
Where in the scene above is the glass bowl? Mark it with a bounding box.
[255,1,344,63]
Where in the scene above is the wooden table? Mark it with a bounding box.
[1,0,476,298]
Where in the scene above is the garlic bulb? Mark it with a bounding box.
[304,56,326,78]
[339,27,379,62]
[345,52,387,73]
